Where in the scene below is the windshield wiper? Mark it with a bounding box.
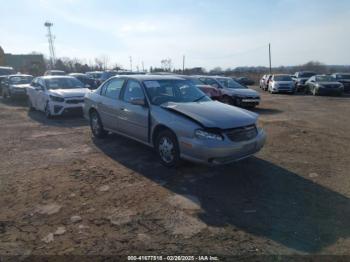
[193,95,206,102]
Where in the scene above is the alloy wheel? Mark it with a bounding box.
[158,136,175,164]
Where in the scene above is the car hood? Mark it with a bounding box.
[161,101,258,129]
[275,81,294,84]
[11,84,31,89]
[223,88,260,97]
[48,88,90,97]
[317,81,342,86]
[298,77,312,81]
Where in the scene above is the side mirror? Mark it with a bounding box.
[130,97,146,106]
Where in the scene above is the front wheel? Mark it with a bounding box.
[2,88,8,99]
[156,130,181,168]
[45,103,53,119]
[90,110,107,138]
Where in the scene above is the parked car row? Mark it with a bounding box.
[0,72,267,167]
[259,71,349,96]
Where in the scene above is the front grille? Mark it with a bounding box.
[63,107,83,115]
[324,84,339,89]
[66,99,84,104]
[225,125,258,142]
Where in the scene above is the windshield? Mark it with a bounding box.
[316,76,334,82]
[300,72,315,78]
[100,72,117,81]
[143,79,210,105]
[187,78,205,85]
[217,78,247,89]
[45,77,85,90]
[10,76,33,84]
[86,72,102,79]
[0,68,15,75]
[274,75,292,81]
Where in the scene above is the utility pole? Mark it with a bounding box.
[182,55,185,74]
[129,56,133,72]
[44,21,56,69]
[142,61,145,72]
[269,43,272,74]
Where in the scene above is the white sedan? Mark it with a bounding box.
[27,76,90,118]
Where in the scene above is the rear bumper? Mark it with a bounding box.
[179,129,266,165]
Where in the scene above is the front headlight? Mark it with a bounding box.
[195,129,223,141]
[49,95,65,102]
[256,119,263,131]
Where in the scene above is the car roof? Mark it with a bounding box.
[8,74,33,77]
[69,73,86,76]
[110,74,186,81]
[38,75,77,79]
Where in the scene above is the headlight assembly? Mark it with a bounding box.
[195,129,223,141]
[49,95,65,102]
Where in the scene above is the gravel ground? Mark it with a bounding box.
[0,87,350,259]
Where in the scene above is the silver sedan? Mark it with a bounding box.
[83,75,266,167]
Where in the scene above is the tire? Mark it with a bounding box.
[27,97,34,111]
[156,129,181,168]
[45,103,53,119]
[89,110,107,138]
[2,88,8,99]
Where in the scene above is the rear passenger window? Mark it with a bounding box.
[102,79,124,100]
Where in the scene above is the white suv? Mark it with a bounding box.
[27,76,90,118]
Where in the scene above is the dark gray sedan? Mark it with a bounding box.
[306,75,344,96]
[83,75,266,167]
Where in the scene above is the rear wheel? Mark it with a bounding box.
[156,130,180,168]
[90,110,107,138]
[27,96,34,111]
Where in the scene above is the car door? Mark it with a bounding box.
[97,78,125,131]
[307,76,316,93]
[118,80,149,143]
[2,77,9,95]
[27,78,38,107]
[36,78,48,111]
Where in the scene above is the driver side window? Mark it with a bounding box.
[102,79,125,100]
[122,80,144,103]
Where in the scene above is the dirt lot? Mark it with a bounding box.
[0,87,350,259]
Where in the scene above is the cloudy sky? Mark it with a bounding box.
[1,0,349,70]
